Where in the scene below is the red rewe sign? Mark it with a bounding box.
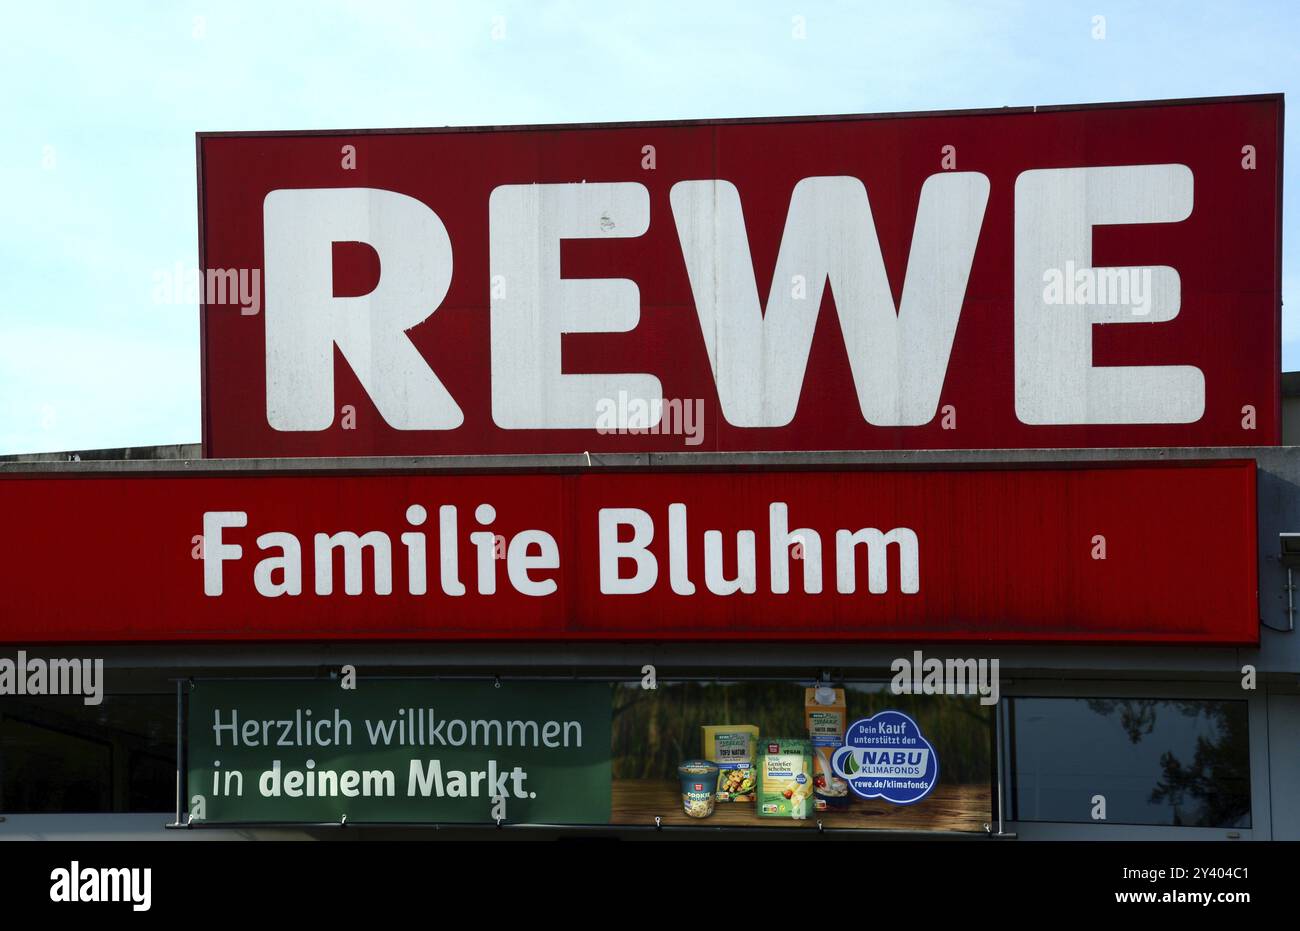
[0,462,1257,644]
[199,96,1282,457]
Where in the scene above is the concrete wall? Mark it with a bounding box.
[1283,373,1300,446]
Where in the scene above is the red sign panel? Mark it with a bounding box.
[199,96,1281,457]
[0,462,1257,643]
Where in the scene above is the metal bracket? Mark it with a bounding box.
[1286,567,1297,632]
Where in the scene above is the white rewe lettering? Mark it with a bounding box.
[669,172,989,427]
[489,182,660,429]
[259,168,1201,433]
[262,187,463,431]
[1014,164,1202,424]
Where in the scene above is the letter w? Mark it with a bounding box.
[670,174,988,426]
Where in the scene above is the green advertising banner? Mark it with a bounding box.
[187,680,612,825]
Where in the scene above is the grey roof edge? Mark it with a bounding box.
[0,446,1288,475]
[194,92,1285,140]
[0,443,201,463]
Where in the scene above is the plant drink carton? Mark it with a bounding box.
[805,687,849,811]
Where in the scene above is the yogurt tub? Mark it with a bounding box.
[677,760,720,818]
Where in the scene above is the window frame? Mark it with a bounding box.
[997,679,1269,840]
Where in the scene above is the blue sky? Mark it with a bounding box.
[1,0,1297,453]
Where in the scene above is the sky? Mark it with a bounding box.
[1,0,1297,453]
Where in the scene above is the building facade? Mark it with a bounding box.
[0,95,1288,840]
[0,443,1293,840]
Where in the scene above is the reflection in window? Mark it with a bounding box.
[0,719,111,812]
[1009,698,1250,828]
[0,694,175,814]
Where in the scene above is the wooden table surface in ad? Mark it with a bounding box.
[611,779,991,831]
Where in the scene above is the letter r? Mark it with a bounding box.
[263,187,463,431]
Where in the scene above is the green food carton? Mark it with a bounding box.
[757,738,814,819]
[702,724,759,802]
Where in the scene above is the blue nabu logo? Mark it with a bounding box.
[830,710,939,805]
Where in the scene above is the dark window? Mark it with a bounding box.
[0,694,175,813]
[1009,697,1250,828]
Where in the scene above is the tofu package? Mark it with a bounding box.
[701,724,759,802]
[757,738,814,819]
